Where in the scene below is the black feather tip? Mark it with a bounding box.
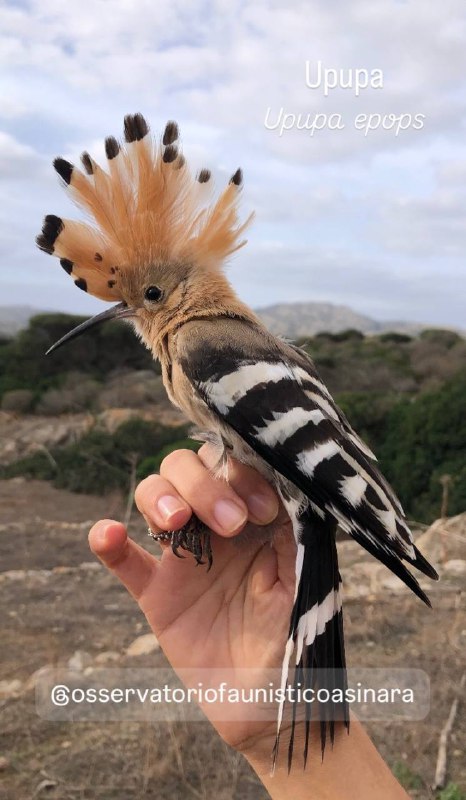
[105,136,120,160]
[81,152,93,175]
[60,258,73,275]
[124,113,149,143]
[53,157,73,185]
[74,278,88,292]
[229,168,242,186]
[163,120,179,145]
[163,144,178,163]
[36,215,64,254]
[197,168,211,183]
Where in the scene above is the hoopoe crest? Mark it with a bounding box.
[37,113,253,306]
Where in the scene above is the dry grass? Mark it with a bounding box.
[0,479,465,800]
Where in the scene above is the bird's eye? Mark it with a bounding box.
[144,285,163,302]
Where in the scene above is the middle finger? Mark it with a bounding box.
[160,448,248,537]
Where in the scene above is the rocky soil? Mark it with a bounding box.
[0,479,465,799]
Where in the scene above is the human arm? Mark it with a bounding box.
[88,445,409,799]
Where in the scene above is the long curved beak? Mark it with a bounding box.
[46,302,135,355]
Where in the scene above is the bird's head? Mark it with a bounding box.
[37,113,253,355]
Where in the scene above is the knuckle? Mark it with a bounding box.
[134,475,158,508]
[197,442,217,466]
[160,447,196,475]
[229,459,264,488]
[186,474,216,500]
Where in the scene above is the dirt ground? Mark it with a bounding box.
[0,478,464,800]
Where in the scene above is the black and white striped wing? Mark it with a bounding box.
[182,337,436,600]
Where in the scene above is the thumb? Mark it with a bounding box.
[89,519,158,601]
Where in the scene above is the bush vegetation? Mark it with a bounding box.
[338,370,466,521]
[0,313,157,406]
[1,315,465,522]
[1,419,197,495]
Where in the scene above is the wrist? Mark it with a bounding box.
[239,719,409,800]
[241,722,344,800]
[238,720,330,769]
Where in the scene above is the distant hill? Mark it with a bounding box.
[0,301,458,339]
[0,306,50,337]
[255,302,424,338]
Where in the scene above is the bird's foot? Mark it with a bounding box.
[148,515,213,570]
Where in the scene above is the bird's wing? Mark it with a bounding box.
[285,340,415,519]
[178,318,437,597]
[286,341,378,461]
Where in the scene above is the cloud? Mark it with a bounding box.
[0,131,47,179]
[234,240,464,326]
[371,155,466,258]
[1,0,466,328]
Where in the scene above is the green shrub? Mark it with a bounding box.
[113,417,189,455]
[379,370,466,521]
[313,355,336,368]
[419,328,462,349]
[137,438,200,480]
[36,378,100,415]
[3,451,56,482]
[1,389,34,413]
[315,329,365,342]
[0,313,158,403]
[438,784,466,800]
[1,419,192,495]
[392,761,423,790]
[97,371,165,410]
[378,332,413,344]
[336,391,396,452]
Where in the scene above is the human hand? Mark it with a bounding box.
[89,445,410,798]
[89,444,296,753]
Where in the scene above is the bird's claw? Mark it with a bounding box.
[168,515,213,571]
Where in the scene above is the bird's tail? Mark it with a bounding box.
[273,512,349,771]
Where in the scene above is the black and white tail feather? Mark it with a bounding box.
[180,323,439,770]
[273,504,347,771]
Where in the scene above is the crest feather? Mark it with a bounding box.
[36,113,253,300]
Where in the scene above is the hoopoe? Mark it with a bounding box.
[36,112,438,769]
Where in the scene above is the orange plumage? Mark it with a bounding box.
[36,113,253,302]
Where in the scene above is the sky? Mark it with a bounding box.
[1,0,466,326]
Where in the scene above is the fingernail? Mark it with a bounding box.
[213,499,247,533]
[157,495,187,522]
[247,493,279,524]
